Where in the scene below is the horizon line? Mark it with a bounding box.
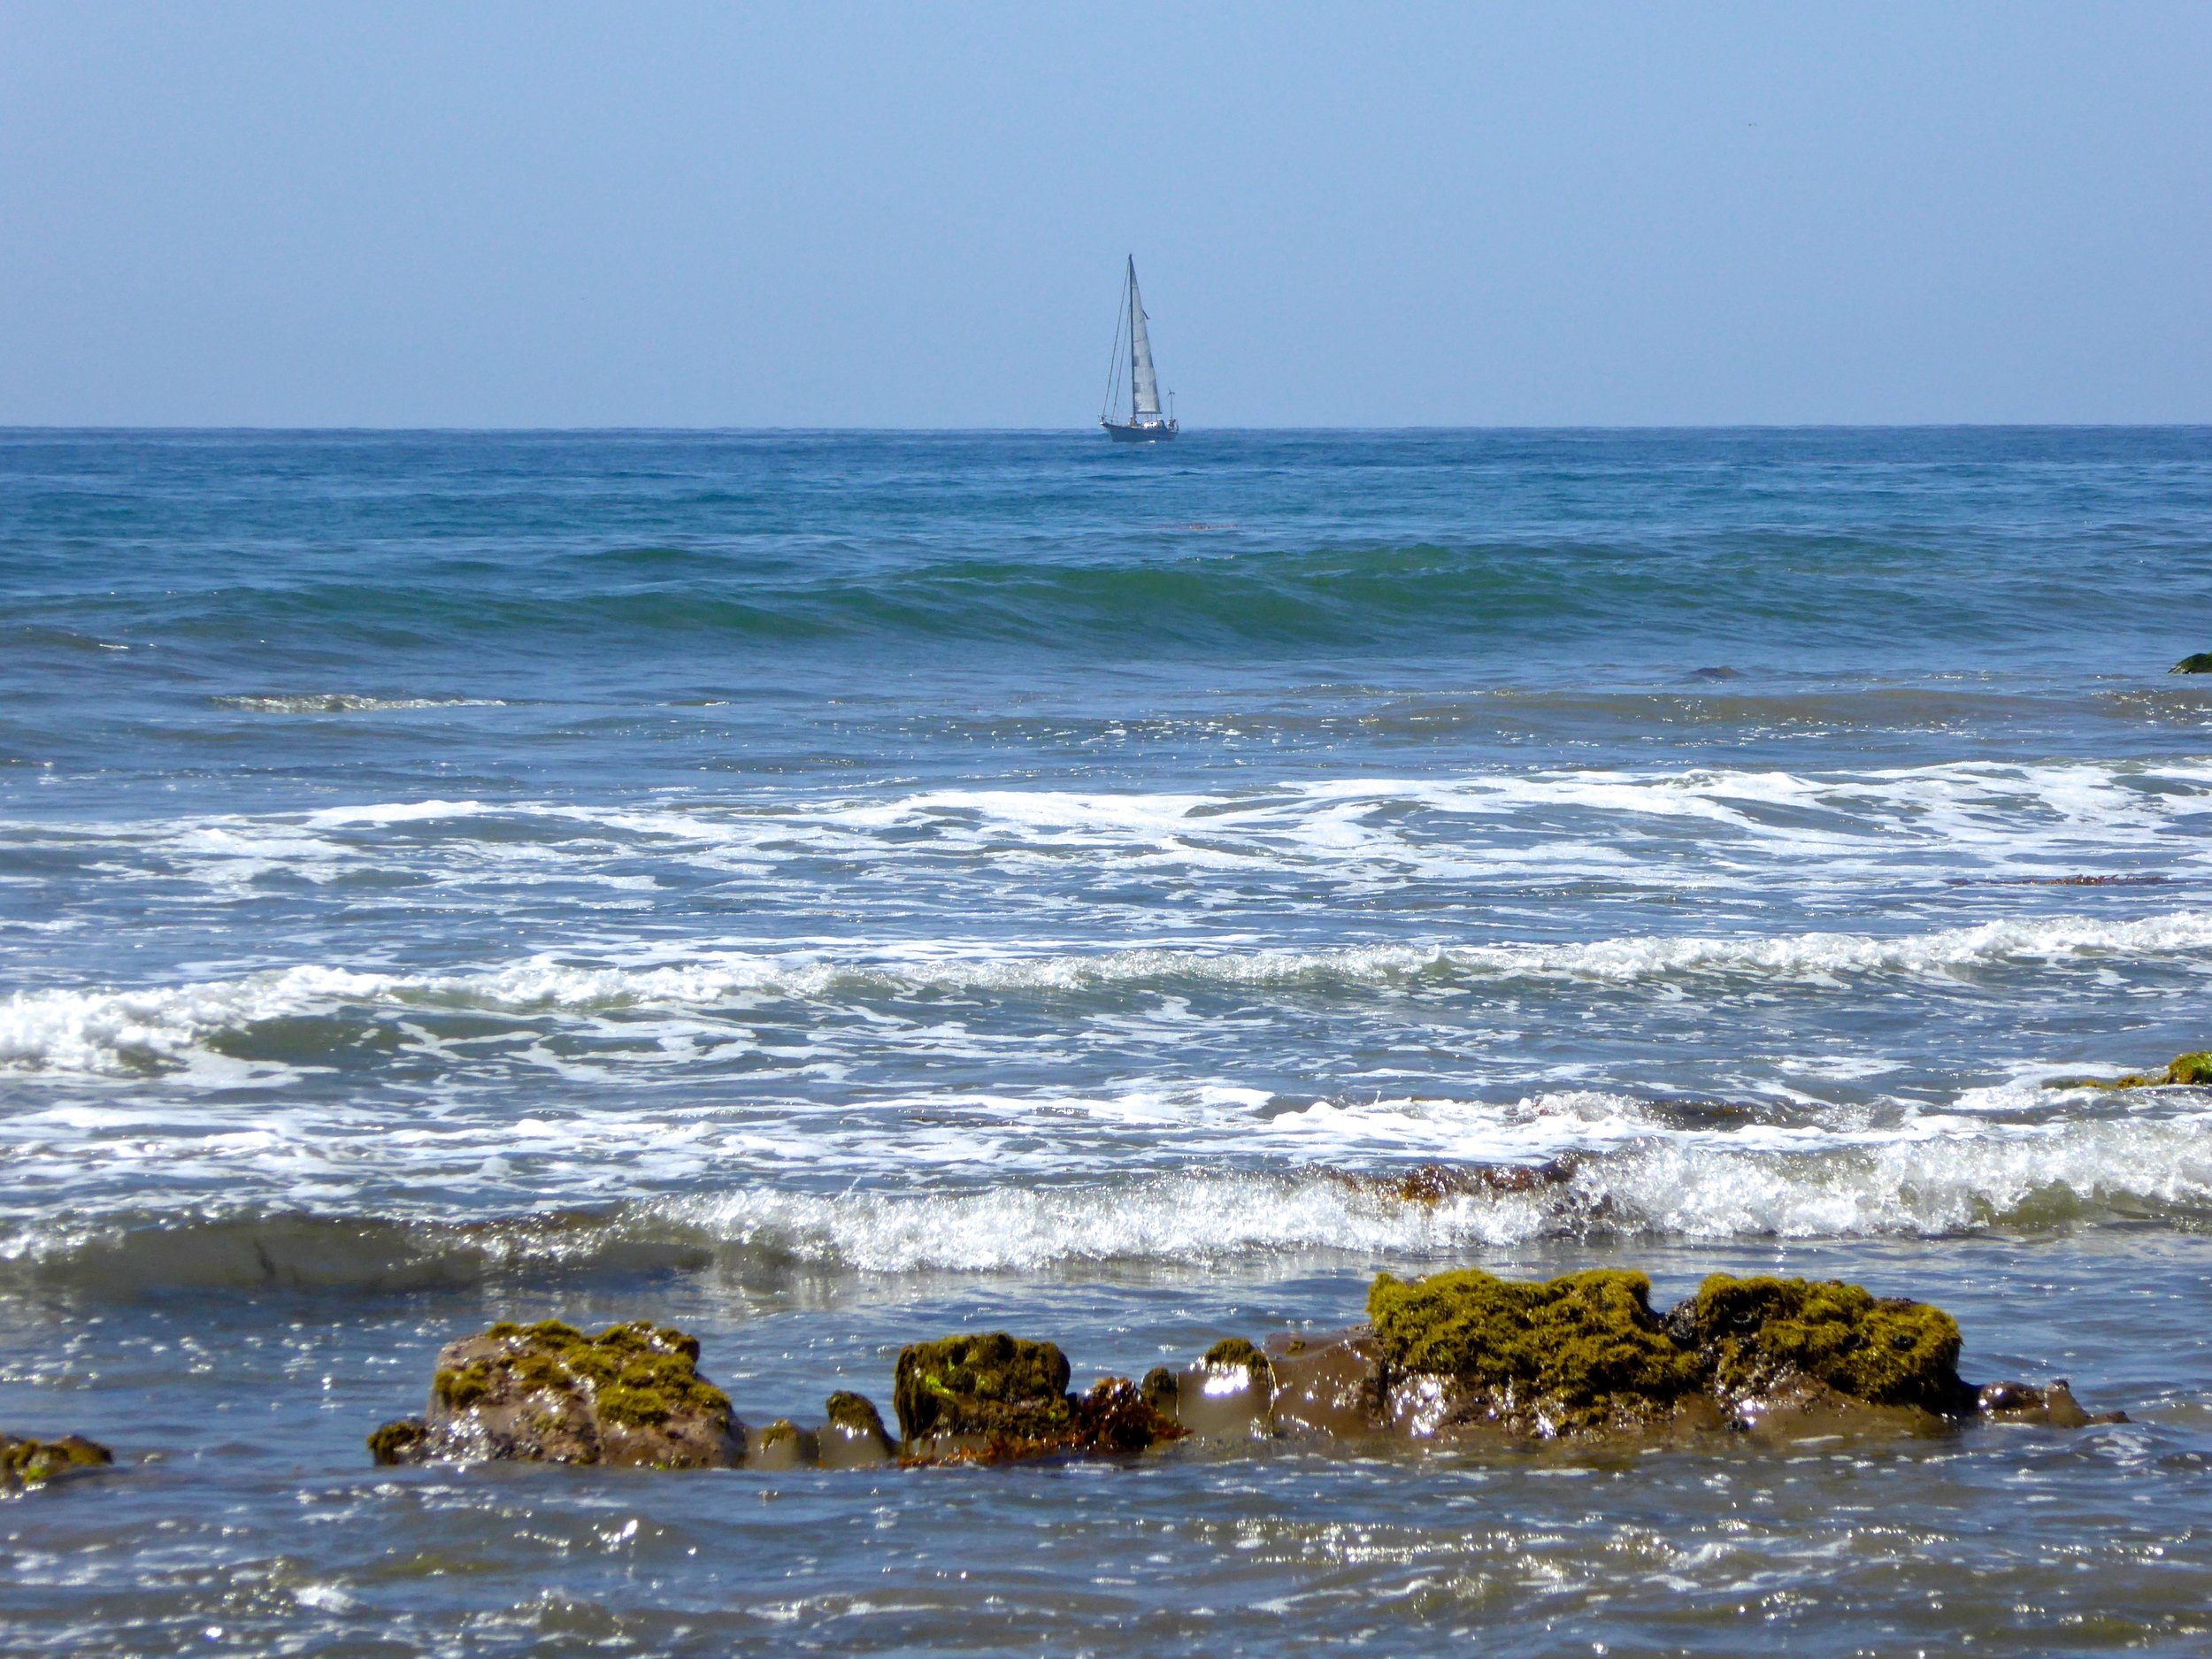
[3,421,2209,437]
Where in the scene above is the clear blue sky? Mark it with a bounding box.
[4,3,2208,427]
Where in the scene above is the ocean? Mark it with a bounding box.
[4,426,2211,1655]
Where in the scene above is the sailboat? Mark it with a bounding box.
[1100,257,1179,442]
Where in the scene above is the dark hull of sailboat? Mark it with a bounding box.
[1102,420,1179,443]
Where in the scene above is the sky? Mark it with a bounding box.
[3,3,2208,428]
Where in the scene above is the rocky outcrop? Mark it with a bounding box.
[1,1432,112,1493]
[368,1318,743,1469]
[892,1332,1181,1463]
[365,1279,2120,1473]
[2171,652,2212,674]
[1155,1269,2123,1447]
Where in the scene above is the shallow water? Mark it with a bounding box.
[4,428,2211,1654]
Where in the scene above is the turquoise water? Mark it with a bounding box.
[4,428,2212,1654]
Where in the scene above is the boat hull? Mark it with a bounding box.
[1103,420,1178,443]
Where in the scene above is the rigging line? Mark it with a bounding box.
[1100,262,1130,424]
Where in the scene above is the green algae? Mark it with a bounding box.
[1688,1274,1962,1409]
[1366,1267,1703,1417]
[757,1418,803,1449]
[2070,1049,2212,1090]
[2171,652,2212,674]
[437,1318,728,1430]
[892,1333,1072,1442]
[1,1433,112,1487]
[366,1417,427,1465]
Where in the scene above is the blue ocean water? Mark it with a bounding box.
[4,427,2212,1655]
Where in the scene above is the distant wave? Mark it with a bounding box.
[6,909,2211,1075]
[56,536,2072,655]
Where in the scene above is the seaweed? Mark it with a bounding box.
[1686,1274,1963,1409]
[892,1333,1071,1442]
[1366,1267,1703,1417]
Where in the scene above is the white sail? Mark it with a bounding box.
[1127,257,1163,421]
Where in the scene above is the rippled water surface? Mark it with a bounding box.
[4,428,2211,1654]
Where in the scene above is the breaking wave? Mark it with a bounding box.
[8,1106,2212,1295]
[6,910,2212,1076]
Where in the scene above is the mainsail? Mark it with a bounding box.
[1126,257,1163,422]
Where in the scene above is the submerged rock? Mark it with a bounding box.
[748,1417,818,1471]
[368,1318,743,1469]
[893,1332,1180,1462]
[819,1391,895,1469]
[2171,652,2212,674]
[1,1432,112,1493]
[1977,1379,2126,1428]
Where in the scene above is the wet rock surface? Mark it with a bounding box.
[1,1432,113,1493]
[2171,651,2212,673]
[369,1318,744,1468]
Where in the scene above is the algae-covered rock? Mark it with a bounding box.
[1,1432,113,1492]
[2064,1050,2212,1090]
[1684,1275,1964,1411]
[1367,1267,1704,1432]
[819,1391,895,1469]
[892,1332,1071,1445]
[2171,652,2212,674]
[368,1317,743,1469]
[892,1334,1183,1463]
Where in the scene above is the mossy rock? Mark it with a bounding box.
[0,1432,113,1490]
[377,1317,742,1468]
[1686,1275,1962,1409]
[1366,1268,1703,1416]
[2171,652,2212,674]
[892,1333,1071,1443]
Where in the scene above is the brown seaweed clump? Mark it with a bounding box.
[1,1432,113,1493]
[368,1317,743,1469]
[1683,1274,1965,1411]
[892,1333,1180,1463]
[1366,1268,1704,1434]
